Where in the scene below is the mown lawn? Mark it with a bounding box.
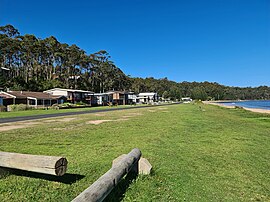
[0,103,269,201]
[0,104,133,119]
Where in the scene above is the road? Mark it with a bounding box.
[0,103,180,124]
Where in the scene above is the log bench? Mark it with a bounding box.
[0,151,68,176]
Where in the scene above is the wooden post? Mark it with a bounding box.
[72,148,141,202]
[0,151,68,176]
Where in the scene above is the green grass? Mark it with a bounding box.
[0,104,134,118]
[0,104,269,201]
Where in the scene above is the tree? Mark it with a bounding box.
[162,91,169,99]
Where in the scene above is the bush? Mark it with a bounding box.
[0,105,7,112]
[76,101,86,106]
[9,104,35,111]
[51,104,60,110]
[235,106,244,109]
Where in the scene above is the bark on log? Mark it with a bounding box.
[0,151,67,176]
[72,148,141,202]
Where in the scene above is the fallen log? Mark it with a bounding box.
[72,148,141,202]
[0,151,67,176]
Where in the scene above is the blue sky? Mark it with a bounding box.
[1,0,269,87]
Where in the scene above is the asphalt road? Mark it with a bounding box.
[0,103,180,124]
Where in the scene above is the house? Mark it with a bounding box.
[0,91,61,107]
[93,91,135,106]
[181,97,192,103]
[0,92,15,106]
[92,93,108,106]
[137,92,158,103]
[127,92,139,104]
[44,88,94,104]
[105,91,129,105]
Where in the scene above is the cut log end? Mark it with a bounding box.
[0,152,68,176]
[55,157,68,176]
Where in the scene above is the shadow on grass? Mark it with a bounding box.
[104,171,138,202]
[1,167,85,184]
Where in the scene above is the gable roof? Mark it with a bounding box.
[0,91,15,99]
[138,92,157,96]
[44,88,94,94]
[6,91,56,99]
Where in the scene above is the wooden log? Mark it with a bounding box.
[0,151,68,176]
[113,155,152,175]
[72,148,141,202]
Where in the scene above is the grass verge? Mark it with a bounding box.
[0,104,134,119]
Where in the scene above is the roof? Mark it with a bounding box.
[6,91,57,99]
[138,92,157,96]
[105,90,128,94]
[0,92,15,99]
[44,88,94,94]
[94,93,107,96]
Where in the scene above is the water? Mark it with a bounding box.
[219,100,270,110]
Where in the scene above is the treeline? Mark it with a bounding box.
[130,78,270,100]
[1,24,270,100]
[0,25,130,93]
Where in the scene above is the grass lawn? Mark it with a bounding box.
[0,104,134,119]
[0,103,269,201]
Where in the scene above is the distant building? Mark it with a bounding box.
[44,88,94,104]
[181,97,192,103]
[127,92,138,104]
[92,93,108,106]
[105,91,129,105]
[137,92,158,103]
[93,91,136,106]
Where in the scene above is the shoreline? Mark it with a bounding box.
[203,101,270,114]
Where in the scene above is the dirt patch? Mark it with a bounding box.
[122,115,133,118]
[87,120,113,125]
[43,117,76,123]
[94,113,106,116]
[148,110,156,112]
[158,107,168,110]
[0,121,40,132]
[87,117,130,125]
[43,120,56,123]
[0,125,28,132]
[58,118,76,122]
[0,117,77,132]
[127,112,143,116]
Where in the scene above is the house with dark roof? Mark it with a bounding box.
[0,91,62,107]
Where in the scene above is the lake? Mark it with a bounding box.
[219,100,270,110]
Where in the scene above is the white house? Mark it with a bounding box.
[137,92,158,103]
[44,88,94,104]
[93,93,108,105]
[127,92,138,103]
[181,97,192,103]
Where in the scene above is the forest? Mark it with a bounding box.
[1,24,270,101]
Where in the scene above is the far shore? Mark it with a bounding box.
[203,101,270,114]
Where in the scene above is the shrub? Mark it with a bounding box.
[0,105,7,112]
[76,101,86,106]
[51,104,60,110]
[235,106,244,109]
[9,104,35,111]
